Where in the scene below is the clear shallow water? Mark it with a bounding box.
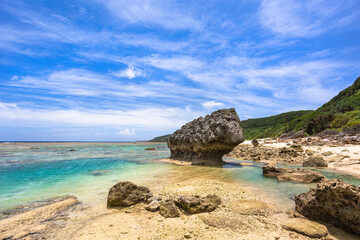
[222,159,360,211]
[1,142,359,213]
[0,142,171,211]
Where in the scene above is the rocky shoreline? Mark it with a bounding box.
[1,162,359,240]
[0,167,349,239]
[228,139,360,178]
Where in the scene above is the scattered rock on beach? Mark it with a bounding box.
[305,149,314,156]
[107,181,153,208]
[263,164,325,183]
[322,151,333,156]
[251,139,259,147]
[295,178,360,235]
[177,195,221,214]
[159,198,180,218]
[145,200,160,212]
[167,108,244,165]
[289,145,303,152]
[229,144,306,164]
[281,218,328,238]
[302,156,328,167]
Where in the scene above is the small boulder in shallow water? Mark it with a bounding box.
[263,164,325,183]
[145,147,156,150]
[302,156,327,167]
[177,195,221,214]
[159,198,180,218]
[107,181,152,208]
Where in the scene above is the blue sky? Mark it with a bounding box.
[1,0,360,141]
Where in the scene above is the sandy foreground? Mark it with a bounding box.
[1,162,359,240]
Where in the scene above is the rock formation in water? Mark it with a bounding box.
[107,181,153,207]
[295,178,360,235]
[167,108,244,165]
[263,164,325,183]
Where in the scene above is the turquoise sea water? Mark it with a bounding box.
[1,142,359,213]
[0,142,171,211]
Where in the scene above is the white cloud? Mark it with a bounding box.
[116,128,136,136]
[113,66,143,79]
[0,101,199,130]
[260,0,357,37]
[5,69,154,97]
[202,101,224,108]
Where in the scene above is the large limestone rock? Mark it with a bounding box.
[177,195,221,214]
[167,108,244,165]
[107,181,153,208]
[263,165,325,183]
[295,178,360,235]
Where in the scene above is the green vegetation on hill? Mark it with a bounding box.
[286,76,360,135]
[241,110,313,140]
[243,76,360,139]
[148,134,171,142]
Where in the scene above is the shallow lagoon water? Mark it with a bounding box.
[1,142,360,213]
[0,142,171,211]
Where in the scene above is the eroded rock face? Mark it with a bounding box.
[107,181,152,208]
[177,195,221,214]
[168,108,244,165]
[295,178,360,235]
[263,165,325,183]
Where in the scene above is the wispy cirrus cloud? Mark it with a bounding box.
[260,0,359,37]
[99,0,203,30]
[0,101,199,130]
